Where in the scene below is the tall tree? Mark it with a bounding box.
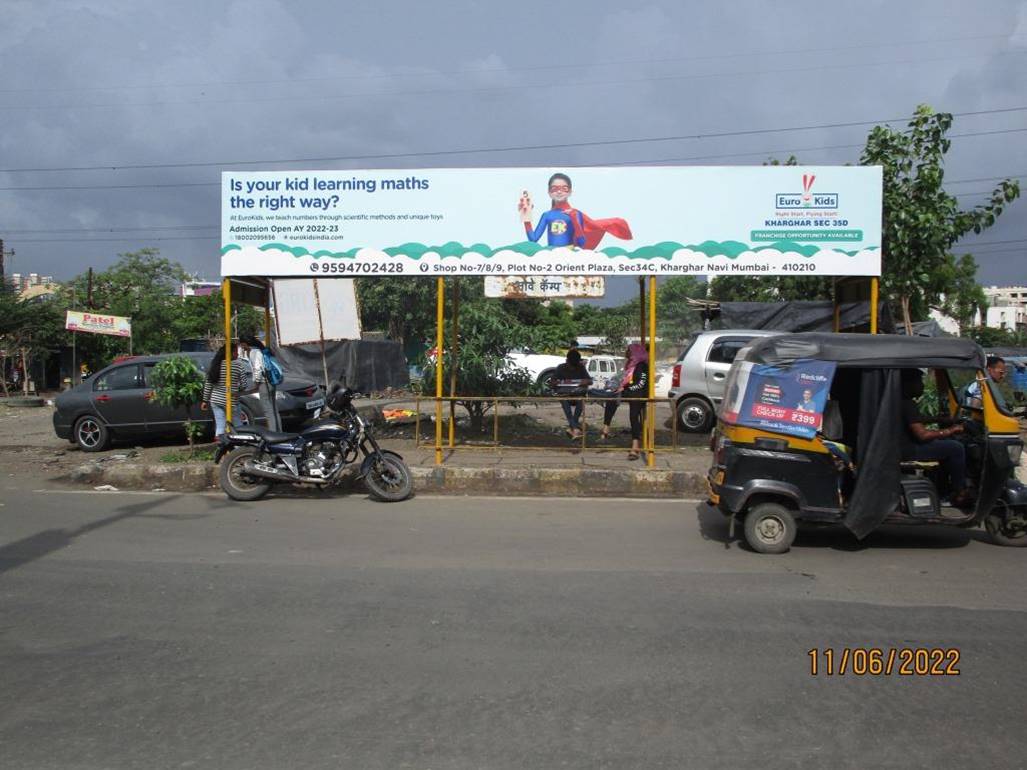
[657,276,706,343]
[861,104,1020,333]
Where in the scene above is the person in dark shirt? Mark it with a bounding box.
[615,344,650,460]
[900,369,970,505]
[552,349,592,438]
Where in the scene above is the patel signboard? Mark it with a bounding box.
[221,166,882,278]
[65,310,132,338]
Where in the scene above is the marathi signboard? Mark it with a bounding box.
[484,275,605,299]
[65,310,132,338]
[720,359,837,439]
[221,166,882,278]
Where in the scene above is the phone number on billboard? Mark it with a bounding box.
[309,261,405,274]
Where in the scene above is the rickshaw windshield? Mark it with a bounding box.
[719,358,838,439]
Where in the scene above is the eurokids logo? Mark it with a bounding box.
[775,174,839,209]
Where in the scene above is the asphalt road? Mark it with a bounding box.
[2,477,1026,769]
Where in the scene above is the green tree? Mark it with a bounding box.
[64,249,191,365]
[0,284,66,394]
[861,104,1020,333]
[355,276,441,347]
[937,254,987,335]
[656,276,706,343]
[707,275,834,303]
[423,302,535,432]
[149,356,206,454]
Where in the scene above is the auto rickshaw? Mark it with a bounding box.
[706,333,1026,553]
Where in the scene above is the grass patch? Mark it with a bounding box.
[160,448,215,463]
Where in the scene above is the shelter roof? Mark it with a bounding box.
[743,333,985,369]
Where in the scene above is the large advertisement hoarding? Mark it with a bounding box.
[221,166,882,278]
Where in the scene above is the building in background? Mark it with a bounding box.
[980,285,1027,331]
[8,272,58,297]
[179,280,220,298]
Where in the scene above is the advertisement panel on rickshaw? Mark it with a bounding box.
[720,359,837,439]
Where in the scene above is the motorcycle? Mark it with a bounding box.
[213,383,413,502]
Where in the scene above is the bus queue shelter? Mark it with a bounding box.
[220,165,884,469]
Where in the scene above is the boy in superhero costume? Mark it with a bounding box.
[518,173,632,249]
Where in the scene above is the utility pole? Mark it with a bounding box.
[87,267,94,308]
[0,239,5,284]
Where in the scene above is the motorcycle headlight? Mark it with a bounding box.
[1009,443,1023,465]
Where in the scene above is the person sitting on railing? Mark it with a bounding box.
[551,349,592,440]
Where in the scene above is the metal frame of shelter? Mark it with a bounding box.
[218,276,273,426]
[217,271,880,470]
[432,275,664,466]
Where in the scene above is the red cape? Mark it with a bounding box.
[557,203,632,250]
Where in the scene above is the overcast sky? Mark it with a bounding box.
[2,0,1025,305]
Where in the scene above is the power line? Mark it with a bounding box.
[610,128,1027,167]
[7,236,219,244]
[3,107,1026,175]
[5,49,1026,114]
[957,238,1027,247]
[3,32,1021,96]
[1,225,219,234]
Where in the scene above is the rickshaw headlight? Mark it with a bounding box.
[1008,443,1023,465]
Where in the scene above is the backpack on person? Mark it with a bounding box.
[262,349,284,386]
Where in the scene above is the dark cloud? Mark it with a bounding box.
[1,0,1024,293]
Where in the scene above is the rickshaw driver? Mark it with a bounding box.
[964,355,1008,411]
[900,370,971,507]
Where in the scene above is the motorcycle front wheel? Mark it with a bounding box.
[364,454,413,502]
[220,447,272,501]
[985,501,1027,547]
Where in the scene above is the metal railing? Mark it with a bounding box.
[413,394,681,465]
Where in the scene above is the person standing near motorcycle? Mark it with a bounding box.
[202,342,253,440]
[240,334,281,431]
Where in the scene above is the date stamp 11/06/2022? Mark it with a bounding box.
[808,648,961,677]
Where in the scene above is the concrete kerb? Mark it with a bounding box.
[65,459,707,498]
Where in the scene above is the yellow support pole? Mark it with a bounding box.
[222,278,233,424]
[434,277,445,466]
[646,275,657,468]
[448,280,460,448]
[869,277,879,334]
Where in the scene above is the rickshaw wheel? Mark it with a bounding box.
[984,502,1027,547]
[743,502,797,554]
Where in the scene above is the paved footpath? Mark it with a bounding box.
[2,474,1026,769]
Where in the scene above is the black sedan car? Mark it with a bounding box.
[54,352,325,451]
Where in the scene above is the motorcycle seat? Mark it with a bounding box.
[233,425,299,443]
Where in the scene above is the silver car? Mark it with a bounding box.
[667,330,780,432]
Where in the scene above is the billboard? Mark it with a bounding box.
[221,166,882,278]
[484,275,605,299]
[65,310,132,338]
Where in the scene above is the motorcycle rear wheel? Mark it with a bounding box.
[220,447,272,501]
[364,454,413,502]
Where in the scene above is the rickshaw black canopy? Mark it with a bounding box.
[743,333,986,370]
